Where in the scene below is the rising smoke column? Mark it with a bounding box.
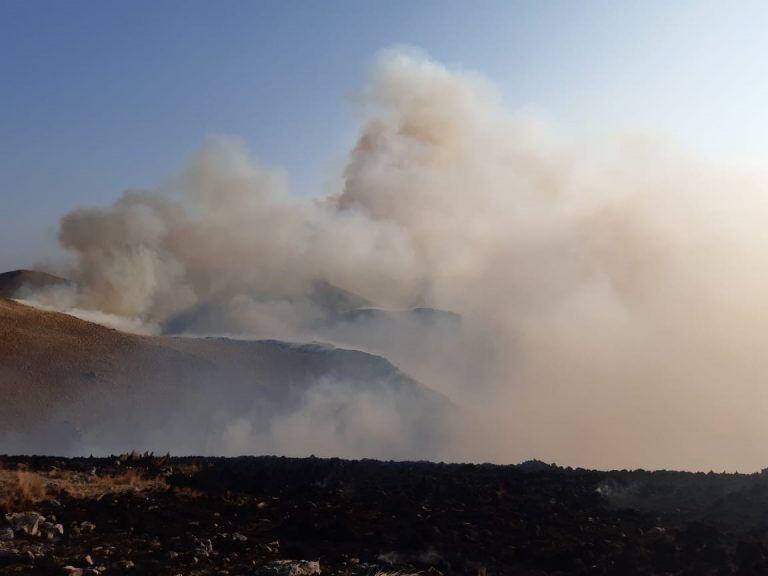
[37,48,768,471]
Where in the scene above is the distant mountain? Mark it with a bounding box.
[0,298,452,458]
[305,280,373,314]
[0,269,69,299]
[162,282,463,376]
[314,306,464,383]
[162,280,373,336]
[331,306,461,326]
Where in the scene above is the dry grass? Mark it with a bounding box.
[0,470,47,510]
[0,465,166,512]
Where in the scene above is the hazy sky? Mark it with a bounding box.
[2,0,768,271]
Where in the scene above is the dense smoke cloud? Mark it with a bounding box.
[27,48,768,471]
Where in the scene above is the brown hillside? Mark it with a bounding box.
[0,270,69,299]
[0,299,450,456]
[0,298,214,435]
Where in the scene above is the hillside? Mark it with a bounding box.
[0,299,451,457]
[0,269,69,299]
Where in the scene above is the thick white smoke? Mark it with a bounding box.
[30,48,768,471]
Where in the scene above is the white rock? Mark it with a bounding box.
[5,512,45,536]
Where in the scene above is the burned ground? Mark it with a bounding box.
[2,455,768,575]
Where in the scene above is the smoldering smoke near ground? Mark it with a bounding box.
[27,48,768,471]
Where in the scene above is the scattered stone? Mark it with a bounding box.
[63,567,84,576]
[39,521,64,540]
[193,537,214,558]
[260,540,280,554]
[5,512,45,536]
[79,521,96,534]
[0,527,14,540]
[258,560,321,576]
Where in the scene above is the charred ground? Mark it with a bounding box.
[2,455,768,575]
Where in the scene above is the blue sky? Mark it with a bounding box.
[2,0,768,270]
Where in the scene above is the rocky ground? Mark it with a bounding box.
[3,455,768,575]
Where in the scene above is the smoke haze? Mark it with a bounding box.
[24,49,768,471]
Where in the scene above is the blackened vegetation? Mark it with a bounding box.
[4,456,768,575]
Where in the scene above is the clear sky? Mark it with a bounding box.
[2,0,768,271]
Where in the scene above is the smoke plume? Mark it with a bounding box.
[28,48,768,471]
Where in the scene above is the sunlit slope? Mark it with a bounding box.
[0,299,451,457]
